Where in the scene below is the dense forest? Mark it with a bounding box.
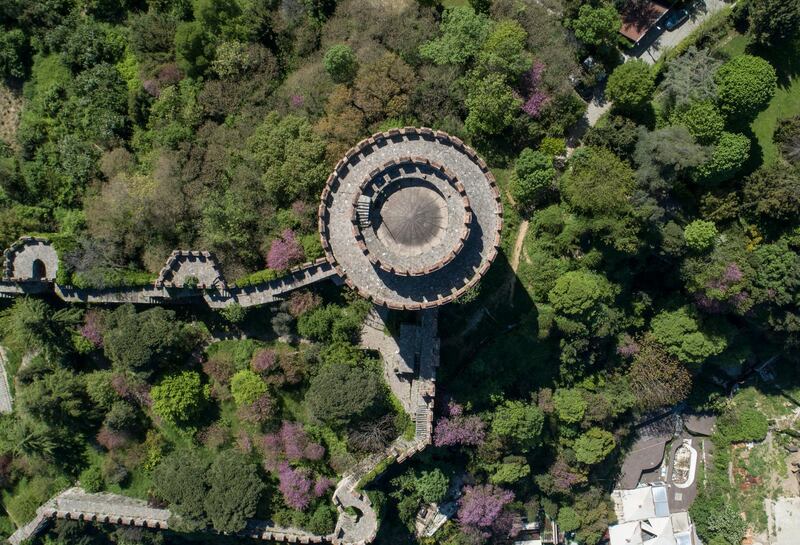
[1,0,800,544]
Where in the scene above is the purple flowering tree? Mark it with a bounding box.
[458,485,518,539]
[433,402,486,447]
[695,262,751,314]
[278,462,313,510]
[267,229,305,270]
[261,421,325,471]
[519,62,549,118]
[314,477,333,497]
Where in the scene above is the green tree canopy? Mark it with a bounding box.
[606,60,655,113]
[561,147,636,217]
[694,132,751,185]
[247,112,329,207]
[671,101,726,145]
[306,362,383,426]
[415,469,450,503]
[490,400,545,452]
[660,47,722,111]
[230,369,267,406]
[573,427,615,465]
[747,0,800,46]
[572,4,620,49]
[714,55,777,118]
[553,389,587,425]
[509,148,556,210]
[204,450,265,533]
[324,44,358,83]
[548,270,618,337]
[476,20,531,80]
[743,163,800,226]
[650,306,727,365]
[103,305,193,378]
[684,220,718,252]
[151,371,206,425]
[0,298,81,360]
[153,449,211,532]
[464,72,522,136]
[419,6,491,66]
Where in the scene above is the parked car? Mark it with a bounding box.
[664,8,689,31]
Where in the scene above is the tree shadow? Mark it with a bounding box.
[437,251,555,410]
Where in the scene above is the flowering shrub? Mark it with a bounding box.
[251,349,277,373]
[261,421,325,471]
[520,62,549,118]
[433,402,486,447]
[278,462,314,510]
[267,229,304,270]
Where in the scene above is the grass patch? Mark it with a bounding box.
[713,31,800,166]
[751,77,800,165]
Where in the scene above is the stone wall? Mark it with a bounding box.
[3,237,59,281]
[0,238,337,309]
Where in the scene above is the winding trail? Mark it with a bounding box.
[507,220,530,305]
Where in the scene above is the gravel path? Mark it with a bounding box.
[0,345,12,414]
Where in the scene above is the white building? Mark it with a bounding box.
[609,485,697,545]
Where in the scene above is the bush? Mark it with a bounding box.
[694,132,751,184]
[230,370,268,406]
[671,101,725,145]
[718,406,768,443]
[79,465,104,493]
[152,371,206,425]
[684,220,718,252]
[606,61,655,113]
[714,55,777,118]
[233,268,278,287]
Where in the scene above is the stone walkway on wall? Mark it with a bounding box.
[0,258,338,309]
[0,346,12,414]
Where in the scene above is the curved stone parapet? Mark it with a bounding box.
[319,128,503,310]
[155,250,226,289]
[3,237,59,281]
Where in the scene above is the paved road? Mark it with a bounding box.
[628,0,729,64]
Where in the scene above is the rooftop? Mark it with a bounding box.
[619,1,669,42]
[319,128,502,310]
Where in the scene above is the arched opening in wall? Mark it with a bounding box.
[31,259,47,280]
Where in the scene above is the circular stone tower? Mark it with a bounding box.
[319,128,503,310]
